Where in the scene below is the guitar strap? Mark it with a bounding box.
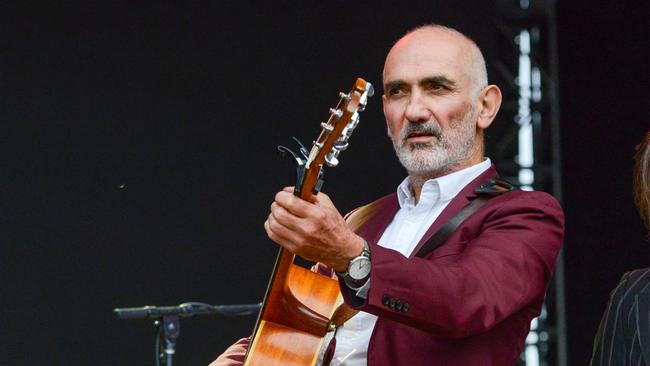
[327,178,519,330]
[414,178,519,258]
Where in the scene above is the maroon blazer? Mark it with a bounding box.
[338,165,565,365]
[211,166,565,365]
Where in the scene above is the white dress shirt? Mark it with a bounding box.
[317,159,491,366]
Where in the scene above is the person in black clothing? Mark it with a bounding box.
[590,130,650,365]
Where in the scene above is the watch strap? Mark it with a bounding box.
[335,239,370,279]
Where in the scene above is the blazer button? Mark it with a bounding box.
[394,300,402,312]
[382,295,390,306]
[402,303,410,313]
[388,298,396,309]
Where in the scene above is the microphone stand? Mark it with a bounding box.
[113,302,261,366]
[156,314,179,366]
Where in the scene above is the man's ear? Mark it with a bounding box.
[476,85,502,129]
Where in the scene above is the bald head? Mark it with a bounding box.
[384,25,488,98]
[381,24,503,183]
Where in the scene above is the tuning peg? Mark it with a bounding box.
[320,122,334,133]
[338,115,358,140]
[348,112,360,129]
[358,82,374,111]
[365,82,375,97]
[333,140,349,151]
[341,125,353,139]
[338,92,351,100]
[329,108,343,118]
[325,149,340,167]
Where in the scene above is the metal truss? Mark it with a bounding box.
[488,1,565,365]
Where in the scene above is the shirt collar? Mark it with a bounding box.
[396,158,492,208]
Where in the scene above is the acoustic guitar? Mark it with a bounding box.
[244,78,374,365]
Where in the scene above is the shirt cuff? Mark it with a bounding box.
[346,278,370,299]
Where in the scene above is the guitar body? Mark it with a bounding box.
[243,78,373,365]
[245,253,340,365]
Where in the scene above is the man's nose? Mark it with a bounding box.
[404,91,431,123]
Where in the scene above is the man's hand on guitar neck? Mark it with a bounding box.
[264,186,365,272]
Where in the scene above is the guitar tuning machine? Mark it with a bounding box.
[325,148,341,167]
[365,82,375,97]
[312,81,375,169]
[333,140,349,151]
[320,121,334,133]
[325,135,351,166]
[347,112,360,130]
[329,108,343,118]
[358,82,375,111]
[337,113,358,141]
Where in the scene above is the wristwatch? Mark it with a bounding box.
[336,240,371,287]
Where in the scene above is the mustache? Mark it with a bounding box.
[400,121,443,141]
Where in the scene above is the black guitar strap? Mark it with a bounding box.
[414,178,519,258]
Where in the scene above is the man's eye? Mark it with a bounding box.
[426,83,444,91]
[388,88,405,96]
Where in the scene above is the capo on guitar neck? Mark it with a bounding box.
[277,136,309,165]
[294,164,324,196]
[277,137,325,197]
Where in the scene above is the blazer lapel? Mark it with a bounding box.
[409,165,499,258]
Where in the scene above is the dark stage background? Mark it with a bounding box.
[0,1,647,365]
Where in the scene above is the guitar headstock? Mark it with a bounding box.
[306,78,374,169]
[292,78,373,199]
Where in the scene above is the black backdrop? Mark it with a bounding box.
[0,1,647,365]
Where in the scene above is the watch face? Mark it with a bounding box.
[349,257,371,280]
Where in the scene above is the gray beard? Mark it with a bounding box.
[391,108,477,176]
